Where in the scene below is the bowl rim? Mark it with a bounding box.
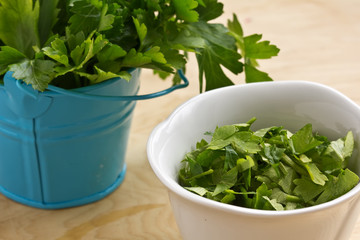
[147,80,360,217]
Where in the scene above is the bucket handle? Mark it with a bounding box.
[42,69,189,101]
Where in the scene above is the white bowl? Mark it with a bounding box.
[147,81,360,240]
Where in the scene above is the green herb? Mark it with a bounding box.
[227,14,280,83]
[179,118,359,210]
[0,0,279,92]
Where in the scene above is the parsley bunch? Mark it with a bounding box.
[0,0,279,92]
[179,118,359,210]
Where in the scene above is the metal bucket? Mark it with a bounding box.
[0,69,188,209]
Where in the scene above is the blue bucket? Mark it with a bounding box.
[0,69,188,209]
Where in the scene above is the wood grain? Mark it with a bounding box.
[1,0,360,239]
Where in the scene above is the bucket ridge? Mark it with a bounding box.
[36,101,137,141]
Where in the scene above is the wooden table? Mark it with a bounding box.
[1,0,360,239]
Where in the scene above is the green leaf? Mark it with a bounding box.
[92,33,109,55]
[172,33,206,51]
[43,38,69,66]
[212,125,237,141]
[196,149,221,168]
[121,48,152,67]
[0,0,40,58]
[329,139,348,161]
[227,14,244,56]
[278,164,298,194]
[70,39,89,66]
[132,17,147,48]
[261,164,281,183]
[343,131,354,159]
[145,0,162,11]
[70,33,108,68]
[227,14,244,41]
[228,17,279,84]
[299,154,312,163]
[185,22,242,91]
[263,196,284,211]
[224,146,239,170]
[296,154,329,186]
[144,46,167,64]
[213,167,238,196]
[281,154,308,176]
[254,127,274,138]
[237,155,255,172]
[69,0,114,35]
[232,135,261,154]
[183,155,204,177]
[262,144,285,165]
[314,151,343,174]
[325,131,354,163]
[290,124,323,154]
[76,66,131,84]
[209,126,249,150]
[98,3,115,32]
[293,177,325,203]
[159,48,187,70]
[38,0,60,46]
[245,64,273,83]
[66,29,86,51]
[244,34,280,59]
[197,51,238,91]
[196,0,224,21]
[221,192,236,204]
[0,46,27,74]
[196,0,206,7]
[179,119,358,210]
[185,186,208,196]
[96,43,127,62]
[173,0,199,22]
[271,188,301,205]
[189,22,242,72]
[303,162,328,186]
[315,169,359,204]
[196,139,209,149]
[9,59,56,91]
[253,183,272,209]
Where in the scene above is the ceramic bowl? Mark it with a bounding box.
[147,81,360,240]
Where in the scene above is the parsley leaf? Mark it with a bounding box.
[228,14,279,83]
[197,0,224,21]
[179,118,359,210]
[290,124,323,154]
[43,38,70,66]
[0,0,40,58]
[315,169,359,204]
[9,59,56,91]
[244,34,280,59]
[0,0,279,92]
[0,46,27,74]
[68,0,114,35]
[173,0,199,22]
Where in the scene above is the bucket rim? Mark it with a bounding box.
[2,68,138,96]
[3,68,188,101]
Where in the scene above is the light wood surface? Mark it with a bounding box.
[1,0,360,239]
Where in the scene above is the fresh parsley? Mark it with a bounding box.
[0,0,279,92]
[179,118,359,210]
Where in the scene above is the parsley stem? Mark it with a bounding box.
[188,169,214,181]
[281,154,308,176]
[286,194,302,203]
